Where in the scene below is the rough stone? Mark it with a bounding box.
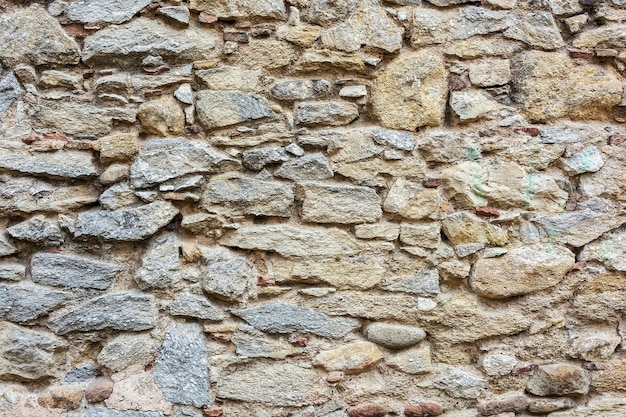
[573,24,626,48]
[153,322,212,408]
[66,0,151,24]
[294,49,367,73]
[568,329,621,361]
[387,344,433,375]
[442,211,508,246]
[445,36,523,59]
[481,352,518,376]
[196,90,276,129]
[503,12,564,50]
[231,325,299,359]
[294,101,359,126]
[545,0,582,15]
[196,66,261,91]
[371,49,447,130]
[477,397,529,416]
[38,385,83,410]
[158,6,190,25]
[86,377,115,403]
[106,366,171,413]
[137,234,180,289]
[71,409,164,417]
[8,215,64,246]
[99,133,139,163]
[73,201,179,241]
[274,153,334,181]
[364,322,426,349]
[271,79,331,101]
[433,365,488,399]
[528,398,576,414]
[561,146,604,175]
[468,59,511,87]
[0,72,22,117]
[313,341,383,374]
[241,146,289,171]
[189,0,286,18]
[339,85,367,98]
[235,301,360,337]
[355,222,400,241]
[31,252,121,290]
[201,247,255,301]
[372,129,415,151]
[0,263,26,281]
[97,333,156,372]
[0,146,97,179]
[100,164,130,185]
[383,178,440,220]
[526,364,590,396]
[404,403,443,417]
[450,90,501,122]
[381,268,440,296]
[47,292,157,335]
[99,183,139,210]
[347,404,389,417]
[38,70,82,90]
[0,233,16,257]
[0,5,80,66]
[300,182,381,224]
[0,282,70,323]
[138,97,184,136]
[169,292,225,321]
[310,291,420,322]
[399,223,440,248]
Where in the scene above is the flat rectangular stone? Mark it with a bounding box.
[300,182,382,224]
[31,252,122,289]
[0,145,97,178]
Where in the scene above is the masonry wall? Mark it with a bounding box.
[0,0,626,416]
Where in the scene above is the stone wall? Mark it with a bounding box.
[0,0,626,416]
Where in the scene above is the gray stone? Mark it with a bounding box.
[372,129,415,151]
[274,153,334,181]
[561,146,604,175]
[364,322,426,349]
[66,0,151,24]
[7,216,64,246]
[173,84,193,105]
[527,364,590,396]
[294,101,359,126]
[579,227,626,271]
[130,138,236,188]
[382,268,440,296]
[172,409,202,417]
[339,85,367,97]
[158,6,190,25]
[189,0,286,18]
[232,325,299,359]
[0,322,65,380]
[220,225,360,257]
[545,0,582,15]
[82,18,221,65]
[97,334,156,372]
[387,344,433,374]
[0,234,16,257]
[202,247,255,301]
[65,362,102,383]
[0,72,21,117]
[242,146,289,171]
[302,0,359,25]
[235,301,360,337]
[169,292,225,321]
[196,67,261,91]
[74,201,179,241]
[136,234,180,289]
[271,79,331,100]
[0,282,70,323]
[71,409,164,417]
[454,243,485,258]
[503,12,564,50]
[383,178,440,220]
[355,222,400,240]
[216,362,330,406]
[100,183,140,210]
[153,322,211,408]
[433,365,488,399]
[202,174,294,217]
[0,263,25,281]
[482,352,518,376]
[0,146,97,179]
[300,182,382,224]
[31,252,121,290]
[160,175,203,192]
[0,5,80,66]
[196,90,276,130]
[47,292,157,335]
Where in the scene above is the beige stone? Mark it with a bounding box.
[383,178,440,220]
[226,39,298,70]
[313,341,383,374]
[294,49,367,73]
[573,24,626,48]
[450,90,501,122]
[38,385,83,410]
[445,36,523,59]
[399,223,440,248]
[355,222,400,240]
[99,132,138,163]
[468,59,511,87]
[196,66,261,91]
[138,96,184,136]
[105,365,172,413]
[442,211,508,246]
[527,364,590,396]
[299,182,382,224]
[277,25,323,47]
[386,344,432,374]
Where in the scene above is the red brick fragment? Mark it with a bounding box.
[475,207,500,218]
[257,276,276,286]
[513,127,540,136]
[290,337,308,347]
[595,48,618,57]
[404,402,443,417]
[610,134,626,145]
[199,12,218,24]
[422,178,443,188]
[347,403,389,417]
[567,48,594,59]
[203,408,224,417]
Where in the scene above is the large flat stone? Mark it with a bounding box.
[220,225,360,257]
[47,292,158,335]
[0,283,70,323]
[70,410,164,417]
[169,292,225,321]
[73,201,179,241]
[300,182,382,224]
[7,215,64,246]
[66,0,152,24]
[313,341,383,374]
[294,101,359,126]
[527,364,590,396]
[0,146,97,179]
[136,234,181,289]
[189,0,286,18]
[97,334,156,372]
[196,90,276,130]
[31,253,122,290]
[573,24,626,48]
[201,247,255,301]
[153,322,211,408]
[503,12,564,50]
[235,301,360,337]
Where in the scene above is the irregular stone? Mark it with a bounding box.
[364,323,426,349]
[276,24,323,47]
[82,18,221,65]
[545,0,582,15]
[302,0,358,25]
[477,397,529,416]
[340,85,367,98]
[371,49,446,130]
[0,72,21,117]
[38,70,81,90]
[0,282,69,323]
[232,325,299,359]
[294,101,359,126]
[450,90,501,122]
[593,360,626,392]
[201,247,255,301]
[66,0,151,24]
[561,145,604,175]
[310,291,420,322]
[313,341,383,374]
[31,252,121,290]
[8,215,63,246]
[382,268,439,296]
[294,49,367,73]
[241,146,289,171]
[445,36,523,59]
[47,292,157,335]
[321,0,403,53]
[372,129,414,151]
[97,334,156,372]
[137,234,180,289]
[472,244,574,299]
[581,228,626,271]
[347,404,389,417]
[399,223,440,248]
[272,255,385,289]
[387,344,432,375]
[0,146,97,179]
[513,50,622,122]
[100,133,139,163]
[355,222,400,240]
[72,408,165,417]
[180,213,223,235]
[38,385,83,410]
[0,263,25,281]
[569,329,621,361]
[0,5,80,66]
[573,24,626,48]
[173,84,193,105]
[271,79,331,100]
[196,66,261,91]
[220,225,359,256]
[64,362,102,383]
[86,377,114,403]
[404,403,443,417]
[138,97,184,136]
[442,211,507,246]
[468,59,511,87]
[565,14,588,33]
[153,322,211,408]
[106,366,171,413]
[503,12,564,50]
[526,364,590,396]
[202,174,294,217]
[300,182,381,224]
[573,273,626,321]
[383,178,440,220]
[99,164,129,185]
[158,6,190,25]
[528,398,576,414]
[74,201,179,241]
[130,74,190,90]
[99,183,139,210]
[0,322,65,380]
[189,0,286,18]
[0,233,15,257]
[274,153,334,181]
[169,292,225,321]
[217,362,330,406]
[482,352,518,376]
[226,39,299,70]
[235,301,360,337]
[433,365,488,399]
[196,90,275,129]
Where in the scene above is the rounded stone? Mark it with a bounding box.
[85,376,114,403]
[364,322,427,349]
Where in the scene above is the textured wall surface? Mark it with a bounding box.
[1,0,626,416]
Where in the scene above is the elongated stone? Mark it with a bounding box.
[300,182,382,224]
[364,323,426,349]
[0,146,97,179]
[0,283,70,323]
[71,410,164,417]
[0,72,21,117]
[169,292,225,321]
[196,90,276,130]
[313,341,383,374]
[66,0,152,24]
[189,0,286,18]
[8,215,64,246]
[137,234,181,289]
[31,253,122,290]
[294,101,359,126]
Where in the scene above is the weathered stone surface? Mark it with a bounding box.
[526,364,590,396]
[313,341,383,374]
[138,97,184,137]
[0,263,26,281]
[197,66,261,91]
[513,51,622,122]
[201,247,255,301]
[74,201,179,241]
[99,133,139,163]
[382,268,440,296]
[137,234,180,289]
[220,225,360,256]
[169,292,225,321]
[451,90,501,122]
[189,0,286,18]
[105,366,171,413]
[471,244,574,298]
[442,211,507,246]
[31,253,121,290]
[232,325,299,359]
[158,6,190,25]
[399,223,440,248]
[573,24,626,48]
[503,12,564,50]
[468,59,511,87]
[202,174,294,217]
[0,5,80,66]
[274,153,334,181]
[82,19,221,65]
[0,233,16,257]
[271,79,331,100]
[0,322,65,380]
[86,377,115,403]
[481,352,518,376]
[99,183,139,210]
[387,344,432,375]
[384,178,440,220]
[38,385,83,410]
[347,404,389,417]
[0,282,69,323]
[294,101,359,126]
[310,291,420,322]
[355,222,400,241]
[364,323,426,349]
[0,146,97,179]
[477,397,529,416]
[432,365,488,399]
[321,0,402,53]
[545,0,582,15]
[71,409,164,417]
[48,292,157,335]
[569,329,621,361]
[404,403,443,417]
[277,24,323,47]
[227,39,299,70]
[235,301,360,337]
[561,146,604,175]
[300,182,381,224]
[8,215,64,246]
[196,90,276,129]
[242,146,289,171]
[372,129,415,151]
[371,50,447,130]
[594,360,626,393]
[217,362,330,406]
[581,228,626,271]
[97,333,156,372]
[294,49,367,73]
[153,322,211,408]
[528,398,576,414]
[0,72,21,117]
[445,36,523,59]
[66,0,151,24]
